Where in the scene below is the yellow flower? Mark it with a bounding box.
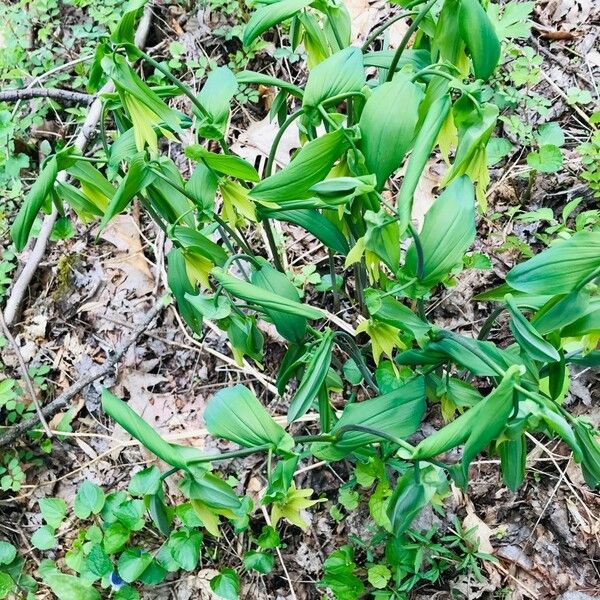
[123,93,160,154]
[356,319,405,365]
[271,484,324,530]
[220,180,256,227]
[183,249,213,289]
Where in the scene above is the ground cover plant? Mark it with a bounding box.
[0,0,599,598]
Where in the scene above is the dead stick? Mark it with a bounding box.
[2,5,154,326]
[0,295,168,449]
[0,310,52,437]
[0,88,93,103]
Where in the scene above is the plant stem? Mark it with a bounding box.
[361,11,416,51]
[385,0,437,82]
[263,218,285,272]
[264,108,304,178]
[325,6,345,50]
[328,250,340,313]
[477,304,506,341]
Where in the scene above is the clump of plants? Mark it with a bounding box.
[4,0,600,597]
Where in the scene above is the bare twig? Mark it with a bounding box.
[0,310,52,437]
[0,88,93,104]
[2,5,154,326]
[0,295,167,449]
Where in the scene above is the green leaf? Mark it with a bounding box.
[210,568,240,600]
[211,267,324,319]
[397,94,451,230]
[535,122,565,147]
[288,330,334,422]
[505,294,560,362]
[85,545,112,578]
[506,232,600,295]
[197,66,238,139]
[404,176,476,289]
[128,466,161,497]
[179,471,242,511]
[237,71,303,98]
[184,146,259,182]
[101,54,180,133]
[205,384,294,453]
[458,0,501,80]
[256,526,281,549]
[148,493,172,536]
[358,73,424,189]
[0,542,16,565]
[74,482,105,519]
[99,152,156,231]
[243,551,274,574]
[250,129,351,202]
[0,572,13,598]
[117,549,153,583]
[527,144,563,173]
[39,498,67,528]
[103,522,130,554]
[171,226,228,266]
[168,529,202,571]
[11,156,58,251]
[258,207,349,255]
[363,49,431,72]
[368,294,430,345]
[320,377,425,459]
[251,259,307,343]
[40,567,100,600]
[303,47,365,109]
[167,247,202,335]
[364,210,400,271]
[32,525,56,551]
[573,421,600,489]
[367,564,391,589]
[499,434,526,491]
[243,0,312,46]
[413,366,522,479]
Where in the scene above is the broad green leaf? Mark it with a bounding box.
[0,542,16,565]
[117,549,153,583]
[99,152,156,231]
[185,145,259,182]
[358,73,424,189]
[68,161,114,203]
[39,498,67,528]
[186,163,218,212]
[0,571,14,598]
[487,1,535,40]
[243,551,274,574]
[532,288,593,335]
[205,384,294,453]
[168,529,202,571]
[258,207,349,255]
[197,66,238,139]
[111,0,147,44]
[387,464,446,535]
[101,54,180,132]
[368,293,430,345]
[397,94,451,230]
[103,523,130,554]
[561,306,600,338]
[527,144,563,173]
[251,259,306,343]
[74,482,105,519]
[11,156,58,251]
[167,247,202,334]
[250,129,351,202]
[237,71,303,98]
[505,294,560,362]
[40,568,100,600]
[321,377,425,458]
[414,366,521,479]
[171,226,228,266]
[363,49,431,72]
[85,545,112,578]
[574,421,600,489]
[148,493,172,536]
[128,466,161,497]
[211,267,324,319]
[243,0,312,46]
[506,232,600,295]
[32,525,56,550]
[210,568,240,600]
[262,455,299,504]
[288,330,334,422]
[56,181,104,222]
[499,434,526,491]
[404,176,476,289]
[101,388,205,469]
[458,0,501,80]
[433,0,467,69]
[303,47,365,109]
[364,210,400,271]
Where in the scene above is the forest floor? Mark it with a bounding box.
[0,0,599,599]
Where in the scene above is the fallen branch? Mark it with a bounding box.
[0,295,167,449]
[2,5,154,326]
[0,88,93,104]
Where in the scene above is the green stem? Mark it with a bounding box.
[334,331,379,393]
[328,249,340,313]
[325,6,345,50]
[385,0,437,82]
[264,108,304,178]
[361,11,416,51]
[477,304,506,341]
[263,218,285,272]
[124,44,211,121]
